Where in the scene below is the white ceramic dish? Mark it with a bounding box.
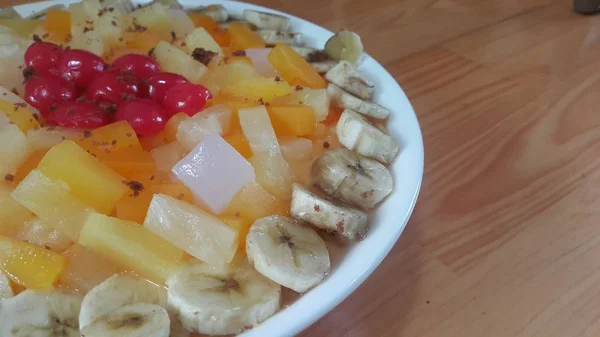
[13,1,424,335]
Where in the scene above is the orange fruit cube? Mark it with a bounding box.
[44,10,71,41]
[188,13,230,47]
[0,236,68,289]
[14,151,46,184]
[162,112,189,143]
[268,44,326,89]
[38,141,128,215]
[75,121,142,152]
[220,77,293,103]
[268,104,317,137]
[228,22,265,50]
[224,131,252,158]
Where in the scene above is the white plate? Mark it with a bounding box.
[13,1,425,336]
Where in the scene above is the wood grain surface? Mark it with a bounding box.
[5,0,599,336]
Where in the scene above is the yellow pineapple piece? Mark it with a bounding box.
[74,121,142,151]
[79,213,184,284]
[11,170,95,241]
[0,99,40,134]
[0,183,33,236]
[220,77,293,103]
[0,236,68,289]
[38,140,127,215]
[0,124,33,178]
[153,41,207,83]
[59,244,121,294]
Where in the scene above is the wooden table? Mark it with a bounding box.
[7,0,600,336]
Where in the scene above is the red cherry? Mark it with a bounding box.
[57,49,107,89]
[162,83,212,117]
[24,42,63,74]
[86,72,139,104]
[145,72,189,102]
[46,101,111,128]
[24,75,77,118]
[111,54,160,79]
[113,99,167,136]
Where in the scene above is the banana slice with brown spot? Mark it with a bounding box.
[256,30,303,45]
[327,83,390,119]
[325,61,374,100]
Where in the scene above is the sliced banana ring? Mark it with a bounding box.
[336,109,400,165]
[290,184,369,241]
[80,303,171,337]
[0,271,13,300]
[243,9,290,31]
[257,30,303,45]
[324,30,364,64]
[246,215,331,293]
[327,83,390,119]
[166,260,281,335]
[325,61,374,100]
[312,148,393,209]
[0,290,82,337]
[79,274,167,329]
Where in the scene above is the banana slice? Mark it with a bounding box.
[0,289,81,337]
[336,109,400,164]
[290,184,369,241]
[167,260,281,335]
[80,303,171,337]
[246,215,331,293]
[312,148,393,209]
[257,30,303,45]
[327,83,390,119]
[194,4,228,23]
[243,9,290,31]
[310,60,337,73]
[325,61,374,100]
[0,271,13,300]
[324,30,364,64]
[80,274,167,329]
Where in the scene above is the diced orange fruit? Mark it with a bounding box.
[98,148,156,180]
[162,112,189,142]
[268,104,317,137]
[59,244,121,294]
[115,188,153,224]
[79,213,184,284]
[38,141,128,215]
[44,10,71,41]
[220,77,293,103]
[228,22,265,50]
[219,214,252,253]
[0,236,68,289]
[123,30,162,52]
[0,100,40,133]
[224,132,252,158]
[13,151,46,184]
[324,105,344,126]
[0,184,33,236]
[268,44,326,89]
[188,13,230,47]
[75,121,142,152]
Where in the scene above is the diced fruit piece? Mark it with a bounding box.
[129,3,173,40]
[220,77,293,103]
[0,19,40,36]
[0,184,33,236]
[75,120,142,152]
[218,214,253,252]
[173,134,255,214]
[169,8,196,38]
[37,140,127,215]
[144,194,239,265]
[224,131,252,158]
[0,236,68,289]
[175,104,232,150]
[250,151,295,200]
[46,101,111,129]
[115,183,153,224]
[268,104,316,137]
[188,12,230,46]
[280,137,313,162]
[11,170,95,241]
[96,148,157,180]
[70,31,105,56]
[228,22,265,50]
[163,83,212,117]
[224,182,279,221]
[268,44,326,89]
[16,218,72,253]
[44,10,71,41]
[27,127,84,151]
[146,72,190,103]
[152,183,194,204]
[86,72,140,104]
[208,95,259,111]
[79,213,184,284]
[271,88,330,122]
[184,27,222,54]
[69,2,92,37]
[324,105,344,125]
[238,105,279,154]
[59,244,121,294]
[0,124,32,178]
[162,112,189,142]
[94,10,125,48]
[123,30,161,52]
[13,151,45,185]
[57,49,107,88]
[112,54,160,79]
[151,141,188,173]
[0,99,41,134]
[245,48,278,77]
[153,41,207,82]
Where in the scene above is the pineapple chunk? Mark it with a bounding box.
[129,3,173,40]
[79,213,185,284]
[74,121,142,152]
[0,183,33,236]
[144,194,239,266]
[175,104,232,150]
[0,124,32,178]
[218,214,253,253]
[271,88,331,122]
[13,151,46,185]
[0,236,68,289]
[94,10,125,48]
[11,170,95,241]
[153,41,207,83]
[69,2,90,37]
[38,140,127,215]
[27,126,85,151]
[0,96,41,134]
[184,27,222,55]
[59,244,121,294]
[238,106,280,155]
[70,30,104,56]
[250,151,295,200]
[220,77,293,103]
[150,141,188,172]
[16,218,72,253]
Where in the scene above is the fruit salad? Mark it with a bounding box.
[0,1,400,336]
